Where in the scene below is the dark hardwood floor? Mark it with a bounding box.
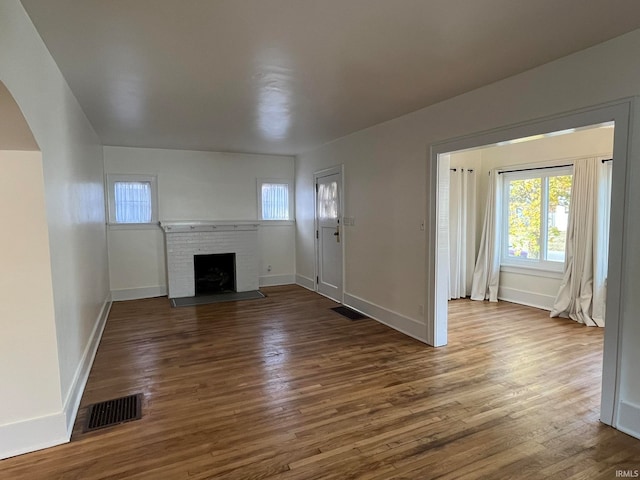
[1,285,639,479]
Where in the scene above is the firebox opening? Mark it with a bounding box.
[194,253,236,295]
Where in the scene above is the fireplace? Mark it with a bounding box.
[194,253,236,295]
[161,221,259,299]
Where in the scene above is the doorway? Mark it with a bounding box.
[427,101,632,428]
[314,165,343,302]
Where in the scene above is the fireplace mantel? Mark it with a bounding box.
[160,220,260,233]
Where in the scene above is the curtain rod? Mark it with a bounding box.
[498,164,572,175]
[498,158,613,174]
[450,168,474,172]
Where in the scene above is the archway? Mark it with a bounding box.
[0,80,64,459]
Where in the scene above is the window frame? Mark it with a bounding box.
[500,165,573,272]
[106,174,159,227]
[257,178,294,223]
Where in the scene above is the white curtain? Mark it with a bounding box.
[471,170,501,302]
[448,168,476,299]
[114,181,152,223]
[550,157,611,327]
[262,183,290,220]
[593,160,612,324]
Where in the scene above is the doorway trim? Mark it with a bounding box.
[427,98,633,428]
[314,164,345,303]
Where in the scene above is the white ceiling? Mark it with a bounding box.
[20,0,640,155]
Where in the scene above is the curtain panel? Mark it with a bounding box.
[551,157,611,326]
[449,168,476,299]
[471,170,501,302]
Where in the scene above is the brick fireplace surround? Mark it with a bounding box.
[160,221,259,299]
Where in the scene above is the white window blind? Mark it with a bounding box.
[261,183,290,220]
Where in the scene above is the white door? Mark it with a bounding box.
[315,168,343,301]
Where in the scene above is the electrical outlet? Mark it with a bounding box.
[267,264,272,272]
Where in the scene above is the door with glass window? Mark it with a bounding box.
[315,167,343,301]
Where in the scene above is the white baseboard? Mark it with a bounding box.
[259,274,295,287]
[295,274,315,291]
[0,412,68,460]
[0,294,113,460]
[498,286,555,311]
[617,400,640,440]
[343,293,427,344]
[111,285,167,301]
[62,294,112,436]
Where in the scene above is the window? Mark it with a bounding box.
[317,180,338,220]
[258,179,293,221]
[107,174,158,225]
[502,166,572,269]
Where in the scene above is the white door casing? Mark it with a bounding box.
[315,166,343,302]
[428,99,633,428]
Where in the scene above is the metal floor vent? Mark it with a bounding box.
[84,393,142,432]
[331,306,368,320]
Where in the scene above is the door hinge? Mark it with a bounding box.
[316,276,319,283]
[316,230,319,239]
[315,183,318,192]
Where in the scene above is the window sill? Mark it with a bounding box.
[500,264,564,279]
[107,222,161,231]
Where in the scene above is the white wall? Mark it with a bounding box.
[0,1,110,458]
[295,29,640,438]
[453,127,614,310]
[449,149,482,171]
[0,151,62,443]
[104,146,296,298]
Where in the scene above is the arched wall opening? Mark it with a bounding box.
[0,80,65,458]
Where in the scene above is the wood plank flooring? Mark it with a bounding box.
[2,286,639,479]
